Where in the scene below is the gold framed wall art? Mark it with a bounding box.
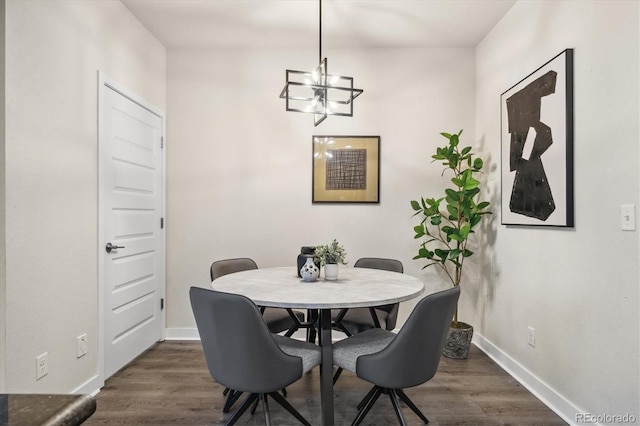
[312,135,380,203]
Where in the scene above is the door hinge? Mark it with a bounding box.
[161,217,164,229]
[161,298,164,310]
[161,136,164,148]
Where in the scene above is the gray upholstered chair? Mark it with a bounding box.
[332,257,404,336]
[210,258,306,335]
[210,257,306,412]
[332,286,460,426]
[331,257,404,384]
[190,287,321,426]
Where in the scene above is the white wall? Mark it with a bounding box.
[165,47,477,331]
[3,0,166,392]
[474,1,639,423]
[0,0,6,393]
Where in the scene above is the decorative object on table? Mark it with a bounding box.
[312,136,380,203]
[410,130,492,359]
[279,0,363,126]
[297,246,320,278]
[500,48,574,227]
[314,239,347,281]
[300,258,320,282]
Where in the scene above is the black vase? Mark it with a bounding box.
[297,246,320,278]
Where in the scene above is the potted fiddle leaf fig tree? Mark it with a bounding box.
[410,130,492,359]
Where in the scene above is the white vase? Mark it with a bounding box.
[324,263,339,281]
[300,257,320,282]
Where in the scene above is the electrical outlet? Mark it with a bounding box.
[36,352,48,380]
[527,326,535,347]
[77,334,88,358]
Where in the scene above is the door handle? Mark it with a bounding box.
[105,242,125,253]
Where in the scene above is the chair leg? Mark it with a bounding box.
[388,389,408,426]
[307,309,317,343]
[307,326,316,344]
[356,385,378,410]
[250,396,260,415]
[332,367,343,385]
[261,393,271,426]
[223,389,243,413]
[225,393,258,426]
[269,391,312,426]
[396,389,429,424]
[352,386,383,426]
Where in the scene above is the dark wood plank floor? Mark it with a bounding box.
[85,341,567,425]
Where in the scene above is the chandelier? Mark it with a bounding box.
[279,0,363,126]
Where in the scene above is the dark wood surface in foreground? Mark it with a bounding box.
[85,341,566,425]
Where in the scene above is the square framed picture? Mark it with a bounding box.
[312,135,380,203]
[500,48,574,227]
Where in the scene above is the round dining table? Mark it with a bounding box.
[211,266,425,425]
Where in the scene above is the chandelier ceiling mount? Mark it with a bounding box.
[279,0,363,126]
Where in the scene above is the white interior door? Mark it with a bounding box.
[99,78,165,380]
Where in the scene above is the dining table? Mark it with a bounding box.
[211,265,425,425]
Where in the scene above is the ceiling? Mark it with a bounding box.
[121,0,516,49]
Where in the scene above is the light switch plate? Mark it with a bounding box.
[621,204,636,231]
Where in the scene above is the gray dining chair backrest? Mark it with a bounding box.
[353,257,403,328]
[189,286,302,394]
[353,257,403,273]
[210,257,258,281]
[356,286,460,389]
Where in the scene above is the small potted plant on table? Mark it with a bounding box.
[315,239,347,280]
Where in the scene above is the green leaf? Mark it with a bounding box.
[434,249,449,263]
[416,247,434,259]
[449,234,463,242]
[473,158,484,169]
[464,178,480,191]
[450,134,459,147]
[460,223,471,238]
[450,249,462,259]
[410,200,421,211]
[451,178,464,187]
[440,132,452,139]
[461,146,472,156]
[464,249,474,257]
[445,188,459,201]
[477,201,490,210]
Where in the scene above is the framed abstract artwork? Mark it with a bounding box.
[500,48,574,227]
[312,135,380,203]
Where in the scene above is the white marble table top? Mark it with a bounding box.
[211,266,425,309]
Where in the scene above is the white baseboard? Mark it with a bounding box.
[72,374,103,396]
[165,327,201,340]
[472,332,582,426]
